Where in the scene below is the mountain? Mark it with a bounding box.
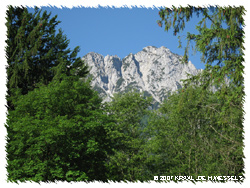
[82,46,202,105]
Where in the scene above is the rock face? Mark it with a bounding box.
[82,46,202,104]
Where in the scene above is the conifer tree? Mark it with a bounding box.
[157,6,245,106]
[5,6,88,110]
[5,6,96,182]
[155,6,245,181]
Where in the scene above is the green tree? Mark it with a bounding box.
[104,91,152,181]
[154,6,245,181]
[158,5,244,107]
[5,6,88,110]
[5,77,114,182]
[146,85,243,182]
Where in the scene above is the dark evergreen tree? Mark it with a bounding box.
[5,6,88,110]
[5,6,97,182]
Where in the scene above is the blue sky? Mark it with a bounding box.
[28,7,205,70]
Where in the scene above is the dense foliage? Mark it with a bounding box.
[5,6,99,182]
[104,91,152,181]
[156,5,245,182]
[6,77,113,182]
[5,6,245,183]
[146,85,244,182]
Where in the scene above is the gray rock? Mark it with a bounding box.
[82,46,202,103]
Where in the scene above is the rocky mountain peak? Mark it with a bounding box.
[141,46,170,55]
[82,46,202,106]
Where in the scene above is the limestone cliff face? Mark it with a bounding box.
[82,46,202,103]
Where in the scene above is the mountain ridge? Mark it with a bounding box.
[82,46,202,104]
